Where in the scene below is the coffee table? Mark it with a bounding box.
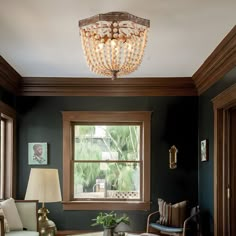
[66,231,158,236]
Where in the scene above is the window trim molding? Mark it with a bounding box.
[0,101,16,199]
[62,111,151,210]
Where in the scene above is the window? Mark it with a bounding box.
[62,111,151,210]
[0,101,16,200]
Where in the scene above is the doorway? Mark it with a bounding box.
[212,83,236,236]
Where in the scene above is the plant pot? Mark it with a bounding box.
[103,226,115,236]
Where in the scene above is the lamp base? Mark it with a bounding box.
[38,207,57,236]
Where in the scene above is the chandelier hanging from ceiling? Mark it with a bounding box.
[79,12,150,80]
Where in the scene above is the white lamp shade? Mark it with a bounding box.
[25,168,62,203]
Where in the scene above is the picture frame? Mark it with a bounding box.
[200,139,208,162]
[28,142,48,165]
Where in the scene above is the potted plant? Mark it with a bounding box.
[91,211,129,236]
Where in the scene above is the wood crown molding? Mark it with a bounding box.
[19,77,197,96]
[212,82,236,109]
[192,25,236,95]
[0,100,16,118]
[2,26,235,97]
[0,56,21,94]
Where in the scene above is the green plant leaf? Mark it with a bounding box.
[91,211,129,228]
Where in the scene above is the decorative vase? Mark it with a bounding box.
[103,226,115,236]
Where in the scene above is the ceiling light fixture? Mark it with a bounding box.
[79,12,150,80]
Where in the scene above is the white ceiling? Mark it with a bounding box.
[0,0,235,78]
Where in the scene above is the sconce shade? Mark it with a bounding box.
[25,168,62,203]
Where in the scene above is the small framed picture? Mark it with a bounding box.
[200,139,208,162]
[28,142,48,165]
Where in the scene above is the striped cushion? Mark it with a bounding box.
[171,200,187,227]
[157,198,187,227]
[158,198,171,225]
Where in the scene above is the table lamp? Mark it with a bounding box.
[25,168,62,236]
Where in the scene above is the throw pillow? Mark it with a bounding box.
[0,198,23,231]
[0,208,10,232]
[157,198,187,228]
[157,198,171,226]
[171,200,187,227]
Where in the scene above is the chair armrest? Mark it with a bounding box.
[15,200,39,232]
[146,211,160,232]
[0,215,5,236]
[183,211,200,236]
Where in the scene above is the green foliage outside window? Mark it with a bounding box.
[74,125,140,195]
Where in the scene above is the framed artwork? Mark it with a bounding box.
[28,142,48,165]
[200,139,208,162]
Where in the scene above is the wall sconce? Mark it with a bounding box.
[169,145,178,169]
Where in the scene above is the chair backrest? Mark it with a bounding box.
[15,200,38,232]
[190,205,200,220]
[187,205,200,232]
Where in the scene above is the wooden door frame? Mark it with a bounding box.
[212,83,236,236]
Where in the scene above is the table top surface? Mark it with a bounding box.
[67,232,102,236]
[66,232,157,236]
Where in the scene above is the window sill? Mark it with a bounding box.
[62,201,150,211]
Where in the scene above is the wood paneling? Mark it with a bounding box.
[193,26,236,95]
[19,77,197,96]
[0,56,21,94]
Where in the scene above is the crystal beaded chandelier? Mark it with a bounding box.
[79,12,150,80]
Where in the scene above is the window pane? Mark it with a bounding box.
[74,162,140,199]
[74,125,140,161]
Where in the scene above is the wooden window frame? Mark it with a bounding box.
[62,111,151,210]
[0,101,16,199]
[0,118,7,199]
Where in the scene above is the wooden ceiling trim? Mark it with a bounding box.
[19,77,197,96]
[192,26,236,95]
[212,83,236,109]
[0,56,21,94]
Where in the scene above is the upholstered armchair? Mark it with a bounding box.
[146,199,200,236]
[0,199,39,236]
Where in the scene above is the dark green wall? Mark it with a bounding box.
[198,67,236,235]
[16,96,198,231]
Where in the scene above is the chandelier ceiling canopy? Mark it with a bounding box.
[79,12,150,79]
